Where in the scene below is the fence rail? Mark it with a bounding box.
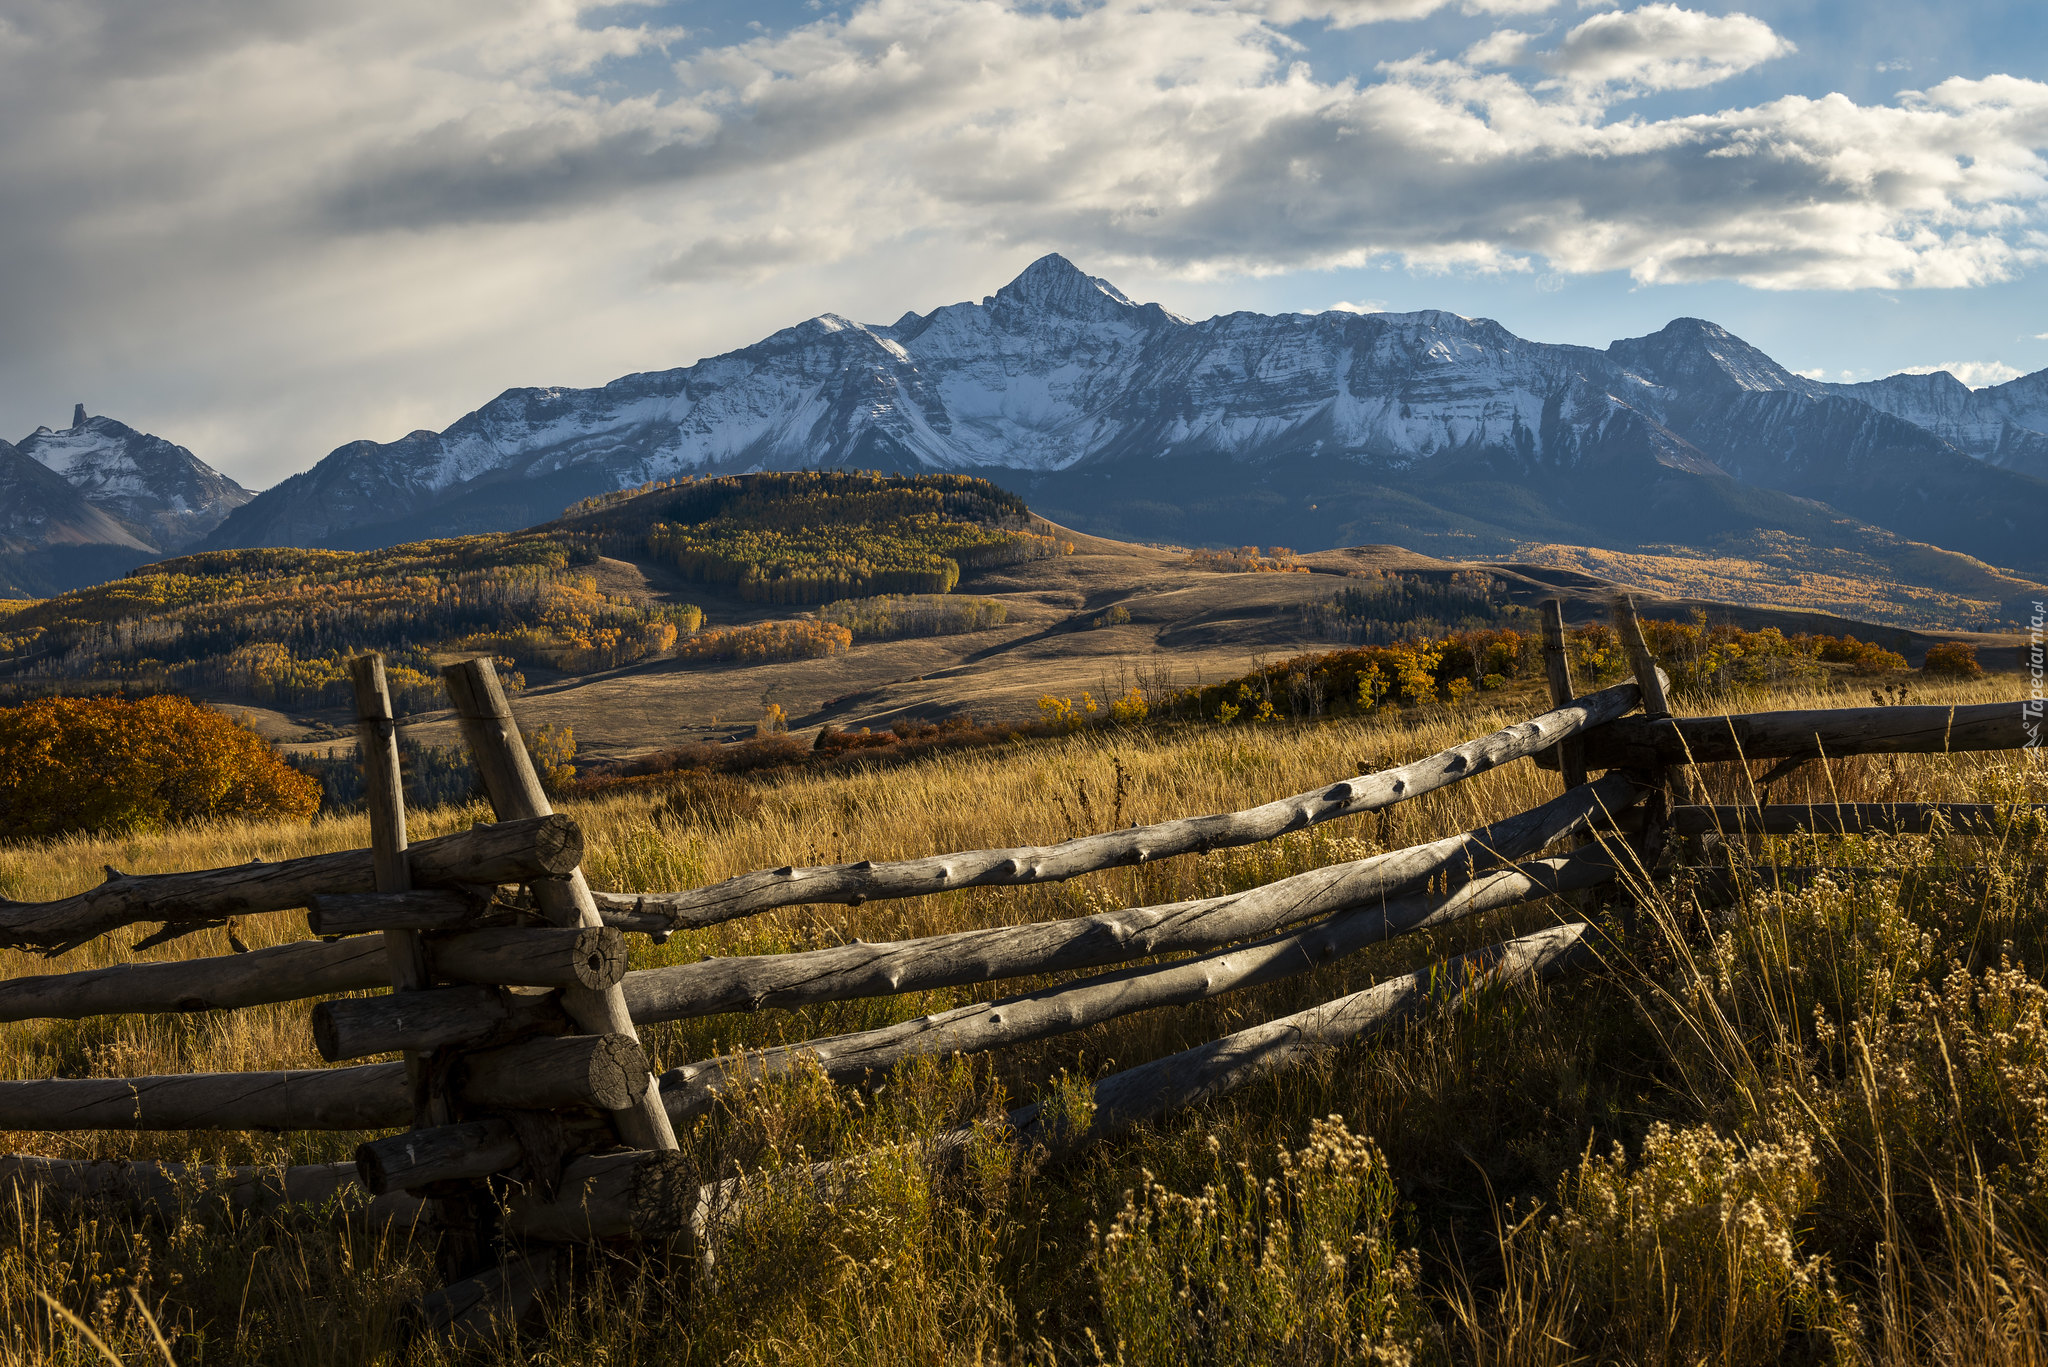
[0,599,2029,1339]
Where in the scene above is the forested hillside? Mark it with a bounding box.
[0,471,1055,713]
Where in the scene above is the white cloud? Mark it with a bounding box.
[1324,299,1389,312]
[1540,3,1793,93]
[1462,27,1540,67]
[1,0,2045,483]
[1900,360,2026,388]
[1242,0,1560,26]
[1875,60,1910,73]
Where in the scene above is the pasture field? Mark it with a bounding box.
[0,675,2043,1364]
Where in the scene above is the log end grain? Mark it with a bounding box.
[454,1033,649,1112]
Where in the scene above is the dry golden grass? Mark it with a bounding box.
[0,671,2041,1364]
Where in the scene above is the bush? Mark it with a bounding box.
[1814,636,1907,674]
[1923,641,1984,678]
[0,694,319,838]
[1092,1118,1420,1364]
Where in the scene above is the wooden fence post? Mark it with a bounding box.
[350,654,485,1276]
[350,656,442,1124]
[1539,600,1588,789]
[1607,595,1679,934]
[441,658,679,1152]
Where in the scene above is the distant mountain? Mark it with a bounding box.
[189,256,2048,592]
[1822,370,2048,480]
[0,407,250,596]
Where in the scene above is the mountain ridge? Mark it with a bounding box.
[199,255,2048,602]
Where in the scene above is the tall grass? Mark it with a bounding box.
[0,675,2038,1363]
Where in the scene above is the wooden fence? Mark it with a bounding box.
[0,597,2035,1338]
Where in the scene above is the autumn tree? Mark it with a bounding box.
[0,694,320,838]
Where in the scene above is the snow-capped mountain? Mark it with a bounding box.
[1822,371,2048,479]
[17,407,252,552]
[202,254,2048,577]
[1,407,251,596]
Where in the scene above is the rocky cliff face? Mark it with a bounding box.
[186,254,2048,576]
[1824,370,2048,480]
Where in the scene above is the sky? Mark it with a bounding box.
[2,0,2045,490]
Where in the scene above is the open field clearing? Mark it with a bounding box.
[2,674,2045,1363]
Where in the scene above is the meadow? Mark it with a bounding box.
[0,671,2043,1364]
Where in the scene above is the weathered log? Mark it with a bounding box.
[0,814,584,955]
[312,984,571,1063]
[660,851,1615,1125]
[307,889,484,937]
[0,1153,427,1230]
[593,679,1649,929]
[1670,802,2029,837]
[351,654,445,1140]
[1610,594,1672,719]
[1539,600,1589,788]
[1576,702,2027,769]
[310,887,676,939]
[355,1119,524,1196]
[689,922,1595,1250]
[504,1149,696,1242]
[0,937,389,1025]
[624,772,1639,1027]
[444,658,678,1151]
[454,1034,651,1112]
[430,926,628,991]
[1008,920,1593,1155]
[0,1063,409,1130]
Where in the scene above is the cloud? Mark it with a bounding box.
[1235,0,1561,27]
[1900,360,2026,388]
[1323,299,1389,312]
[1,0,2046,482]
[1539,3,1793,92]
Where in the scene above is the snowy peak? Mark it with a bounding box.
[990,253,1144,320]
[1607,317,1817,397]
[15,409,252,553]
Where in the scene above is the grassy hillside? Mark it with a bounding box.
[1,674,2041,1363]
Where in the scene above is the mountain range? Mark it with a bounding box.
[12,256,2048,619]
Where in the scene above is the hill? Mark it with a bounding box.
[3,470,2016,769]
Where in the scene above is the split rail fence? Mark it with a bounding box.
[0,598,2036,1337]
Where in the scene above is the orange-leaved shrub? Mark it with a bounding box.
[1922,640,1984,678]
[0,694,319,838]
